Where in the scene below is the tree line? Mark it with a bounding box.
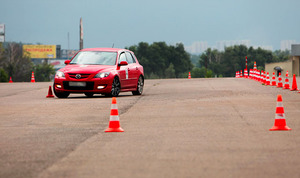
[128,42,290,79]
[0,42,290,82]
[127,42,193,79]
[0,42,55,82]
[193,45,290,78]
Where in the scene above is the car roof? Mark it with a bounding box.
[80,48,130,53]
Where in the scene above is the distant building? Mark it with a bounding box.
[280,40,296,51]
[49,49,78,70]
[265,44,300,76]
[61,49,78,59]
[185,41,208,54]
[216,40,250,51]
[252,45,273,51]
[0,24,5,42]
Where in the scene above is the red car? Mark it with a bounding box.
[53,48,144,98]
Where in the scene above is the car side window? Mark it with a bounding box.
[131,53,137,63]
[119,53,127,63]
[125,52,136,64]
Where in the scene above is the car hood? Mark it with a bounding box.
[60,64,115,74]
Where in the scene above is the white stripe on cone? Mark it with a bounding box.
[111,104,118,109]
[110,115,120,121]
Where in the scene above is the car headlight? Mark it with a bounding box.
[55,71,65,78]
[94,72,110,78]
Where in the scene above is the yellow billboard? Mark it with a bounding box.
[23,45,56,58]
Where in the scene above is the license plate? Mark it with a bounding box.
[69,82,86,87]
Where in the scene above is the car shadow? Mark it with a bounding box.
[60,93,137,99]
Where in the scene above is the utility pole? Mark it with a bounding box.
[79,17,83,50]
[68,32,70,59]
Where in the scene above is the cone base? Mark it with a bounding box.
[269,119,291,131]
[105,121,124,132]
[269,126,292,131]
[105,127,124,132]
[46,95,54,98]
[290,88,299,91]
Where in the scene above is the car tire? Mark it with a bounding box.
[132,76,144,95]
[53,85,70,98]
[108,77,121,97]
[84,93,94,98]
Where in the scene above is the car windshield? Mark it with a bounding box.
[70,51,117,65]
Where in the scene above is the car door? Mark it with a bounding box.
[125,52,139,88]
[118,52,129,89]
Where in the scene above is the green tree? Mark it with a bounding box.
[272,50,290,62]
[199,48,223,76]
[34,61,55,82]
[0,43,8,82]
[127,42,193,79]
[0,68,8,82]
[191,67,205,78]
[206,69,214,78]
[198,45,281,77]
[168,43,193,78]
[0,42,33,82]
[190,54,200,67]
[191,67,214,78]
[165,63,176,78]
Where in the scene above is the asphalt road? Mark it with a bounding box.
[0,78,300,178]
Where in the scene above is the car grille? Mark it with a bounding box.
[68,73,90,79]
[63,81,94,90]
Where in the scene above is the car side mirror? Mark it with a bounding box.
[64,60,71,65]
[118,61,128,66]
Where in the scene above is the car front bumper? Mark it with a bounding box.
[54,78,113,94]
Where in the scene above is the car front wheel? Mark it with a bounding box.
[109,77,121,97]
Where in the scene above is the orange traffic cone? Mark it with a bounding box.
[258,70,262,82]
[9,77,13,83]
[46,86,54,98]
[265,72,270,85]
[31,71,35,83]
[240,70,243,77]
[271,72,276,86]
[260,70,263,82]
[252,69,255,79]
[188,72,191,79]
[290,74,298,91]
[277,72,283,88]
[244,69,248,78]
[105,97,124,132]
[262,71,266,84]
[270,95,291,131]
[249,69,253,79]
[283,71,290,89]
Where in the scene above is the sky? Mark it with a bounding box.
[0,0,299,50]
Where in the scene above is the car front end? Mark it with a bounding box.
[54,68,115,95]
